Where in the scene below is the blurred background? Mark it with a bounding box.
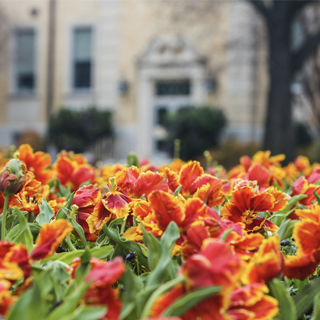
[0,0,320,167]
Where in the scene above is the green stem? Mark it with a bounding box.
[1,195,9,240]
[174,139,181,159]
[98,235,109,248]
[120,217,127,235]
[66,234,76,251]
[141,276,185,318]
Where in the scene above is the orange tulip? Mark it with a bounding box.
[14,144,52,185]
[30,220,73,260]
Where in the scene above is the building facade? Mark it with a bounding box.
[0,0,267,160]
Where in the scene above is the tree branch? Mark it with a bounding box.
[292,27,320,74]
[246,0,269,20]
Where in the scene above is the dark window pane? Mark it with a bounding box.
[15,29,36,91]
[73,27,92,89]
[74,61,91,88]
[156,80,191,96]
[157,107,168,126]
[18,73,34,89]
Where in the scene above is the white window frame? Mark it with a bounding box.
[70,24,95,93]
[10,27,38,95]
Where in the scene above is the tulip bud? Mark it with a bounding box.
[127,152,140,168]
[0,159,27,196]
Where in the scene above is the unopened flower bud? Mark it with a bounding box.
[0,159,27,196]
[127,153,140,168]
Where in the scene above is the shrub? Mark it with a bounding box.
[165,106,226,160]
[48,107,113,153]
[212,138,261,169]
[295,122,314,147]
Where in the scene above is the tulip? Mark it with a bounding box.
[0,159,27,240]
[0,159,26,196]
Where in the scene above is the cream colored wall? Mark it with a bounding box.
[118,0,267,142]
[0,0,269,152]
[53,0,99,111]
[0,0,120,147]
[118,0,233,126]
[0,0,49,148]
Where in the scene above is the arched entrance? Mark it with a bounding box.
[136,35,208,160]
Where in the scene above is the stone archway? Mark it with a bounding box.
[136,35,208,159]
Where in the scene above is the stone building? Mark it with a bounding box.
[0,0,267,160]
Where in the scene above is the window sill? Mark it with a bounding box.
[65,89,95,97]
[8,92,38,100]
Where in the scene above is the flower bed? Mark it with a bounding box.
[0,144,319,320]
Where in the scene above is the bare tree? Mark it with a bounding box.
[297,6,320,134]
[163,0,320,161]
[248,0,320,161]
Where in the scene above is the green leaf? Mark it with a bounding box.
[120,268,143,320]
[273,178,281,190]
[50,263,71,301]
[142,224,161,271]
[161,286,221,317]
[294,277,320,320]
[41,246,114,264]
[6,224,23,240]
[268,278,296,320]
[133,285,158,318]
[29,222,41,235]
[109,217,125,229]
[294,278,309,293]
[11,208,34,251]
[269,213,287,220]
[281,194,307,214]
[272,194,307,227]
[75,249,91,284]
[141,276,185,318]
[146,221,180,288]
[313,190,320,205]
[103,225,149,269]
[276,219,298,241]
[65,193,75,209]
[59,305,106,320]
[69,219,87,247]
[36,199,55,226]
[56,179,71,198]
[56,193,75,220]
[173,185,182,197]
[220,228,234,241]
[79,180,91,188]
[311,292,320,320]
[56,207,68,220]
[45,282,90,320]
[7,280,49,320]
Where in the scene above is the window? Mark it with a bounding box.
[155,80,191,96]
[73,27,93,89]
[15,29,36,92]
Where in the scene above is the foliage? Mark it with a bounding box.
[3,145,320,319]
[164,106,226,160]
[295,122,314,147]
[212,138,261,169]
[246,0,320,160]
[48,107,113,153]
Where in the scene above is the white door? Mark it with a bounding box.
[153,79,192,158]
